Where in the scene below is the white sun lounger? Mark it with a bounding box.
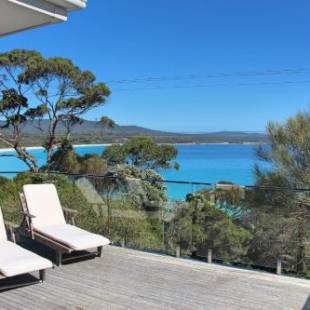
[0,208,52,290]
[20,184,110,266]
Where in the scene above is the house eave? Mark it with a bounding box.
[46,0,87,11]
[0,0,86,37]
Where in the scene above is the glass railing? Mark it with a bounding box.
[0,170,309,278]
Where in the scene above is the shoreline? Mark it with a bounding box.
[0,142,264,153]
[0,144,110,153]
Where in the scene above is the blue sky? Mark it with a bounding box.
[1,0,310,132]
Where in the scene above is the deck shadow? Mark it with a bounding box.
[0,274,40,292]
[18,236,97,265]
[303,295,310,310]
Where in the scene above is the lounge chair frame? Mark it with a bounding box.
[0,270,46,292]
[19,193,103,266]
[0,221,47,291]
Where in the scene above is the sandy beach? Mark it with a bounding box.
[0,146,44,153]
[0,142,263,153]
[0,144,112,153]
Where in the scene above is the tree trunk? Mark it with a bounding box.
[0,134,39,172]
[15,146,39,172]
[45,118,59,171]
[45,136,56,171]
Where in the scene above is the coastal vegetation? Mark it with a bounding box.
[102,136,179,170]
[0,49,308,278]
[252,111,310,274]
[0,129,308,277]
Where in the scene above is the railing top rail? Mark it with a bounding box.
[0,170,310,193]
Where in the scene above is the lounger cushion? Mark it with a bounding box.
[0,208,7,242]
[36,224,110,251]
[0,241,52,277]
[23,184,66,228]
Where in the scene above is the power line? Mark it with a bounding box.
[107,68,309,85]
[114,79,310,92]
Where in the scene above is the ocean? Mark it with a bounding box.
[0,144,262,199]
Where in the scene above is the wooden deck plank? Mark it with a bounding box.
[1,246,310,310]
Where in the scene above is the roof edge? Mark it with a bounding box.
[46,0,86,10]
[8,0,68,20]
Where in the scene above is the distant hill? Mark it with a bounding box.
[0,120,268,146]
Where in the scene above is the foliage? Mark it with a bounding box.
[45,137,170,242]
[0,177,22,223]
[109,197,163,250]
[1,67,310,277]
[47,141,81,173]
[252,110,310,274]
[0,173,97,229]
[166,193,252,261]
[0,49,111,171]
[192,184,246,219]
[102,136,179,170]
[47,140,108,175]
[99,116,116,128]
[114,165,167,203]
[201,204,252,262]
[165,201,204,256]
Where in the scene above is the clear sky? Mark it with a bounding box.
[1,0,310,132]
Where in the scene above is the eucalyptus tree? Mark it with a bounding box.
[102,136,180,170]
[0,49,111,171]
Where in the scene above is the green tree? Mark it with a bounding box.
[254,109,310,274]
[48,140,108,175]
[196,183,246,219]
[99,116,116,128]
[102,136,179,170]
[167,193,252,261]
[0,49,111,171]
[109,197,162,250]
[47,140,81,173]
[92,165,167,235]
[79,154,108,175]
[166,200,205,257]
[101,137,178,247]
[102,144,127,166]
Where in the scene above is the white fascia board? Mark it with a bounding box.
[8,0,68,21]
[46,0,86,10]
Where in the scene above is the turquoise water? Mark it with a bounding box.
[161,144,261,199]
[0,144,261,199]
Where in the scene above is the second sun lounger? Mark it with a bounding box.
[0,208,52,291]
[20,184,110,266]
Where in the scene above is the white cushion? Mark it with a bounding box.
[0,241,52,277]
[23,184,66,229]
[36,224,110,251]
[0,208,7,242]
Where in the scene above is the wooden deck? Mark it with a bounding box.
[1,246,310,310]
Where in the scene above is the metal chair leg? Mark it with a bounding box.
[56,251,62,266]
[97,246,103,257]
[39,270,46,282]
